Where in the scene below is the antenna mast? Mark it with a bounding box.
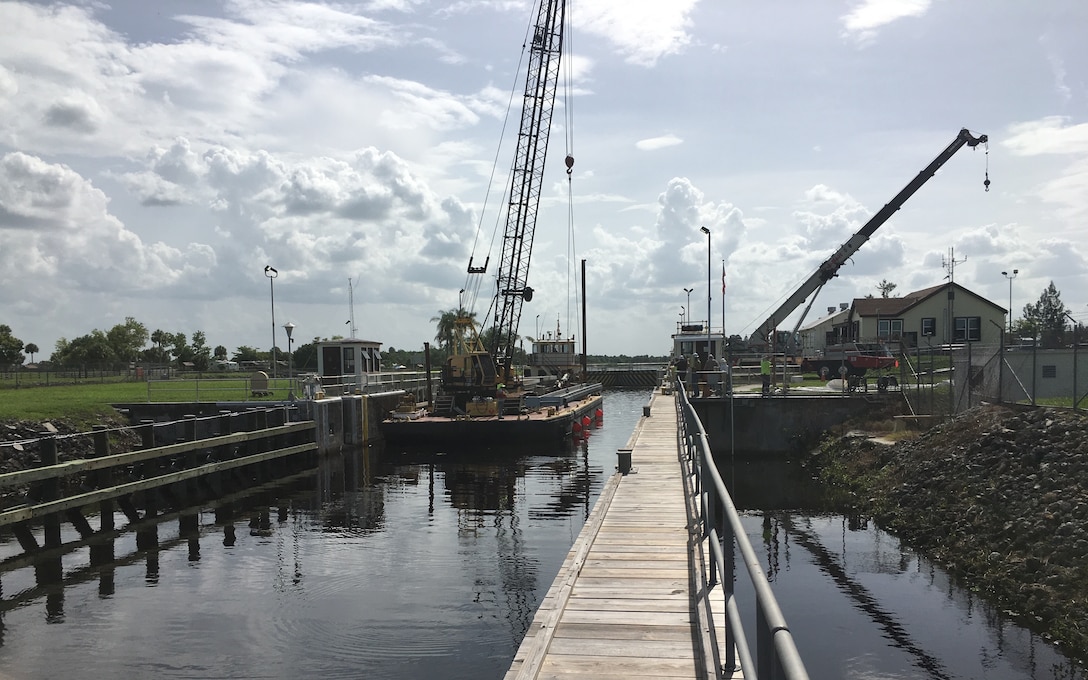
[348,278,358,338]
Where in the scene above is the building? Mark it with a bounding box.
[800,282,1006,353]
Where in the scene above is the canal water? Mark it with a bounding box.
[0,390,1083,679]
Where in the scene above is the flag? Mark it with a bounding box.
[721,266,726,294]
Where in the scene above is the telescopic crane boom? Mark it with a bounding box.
[748,127,988,349]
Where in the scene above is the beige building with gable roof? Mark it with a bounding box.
[800,282,1006,353]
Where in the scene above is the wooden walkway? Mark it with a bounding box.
[506,391,738,679]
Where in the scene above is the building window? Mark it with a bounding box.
[877,318,903,338]
[1042,365,1057,379]
[921,317,936,337]
[953,316,981,342]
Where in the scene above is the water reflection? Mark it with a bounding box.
[0,390,652,680]
[730,457,1086,679]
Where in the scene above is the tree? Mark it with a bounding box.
[431,307,476,350]
[877,279,898,298]
[214,345,228,359]
[0,325,25,367]
[142,329,172,364]
[1021,281,1068,348]
[52,331,117,367]
[232,346,262,362]
[291,341,319,371]
[24,342,38,363]
[190,330,212,371]
[106,317,149,363]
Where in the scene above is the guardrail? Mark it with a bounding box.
[675,377,810,679]
[0,408,316,555]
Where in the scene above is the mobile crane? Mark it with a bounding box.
[747,127,989,353]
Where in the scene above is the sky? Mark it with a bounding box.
[1,0,1086,361]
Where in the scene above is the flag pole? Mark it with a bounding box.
[721,259,726,346]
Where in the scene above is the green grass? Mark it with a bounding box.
[0,378,294,423]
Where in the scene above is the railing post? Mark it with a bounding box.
[39,433,61,548]
[92,425,114,532]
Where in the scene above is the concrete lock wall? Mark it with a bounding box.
[303,392,402,454]
[692,396,897,457]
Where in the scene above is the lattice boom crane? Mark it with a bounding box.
[488,0,568,383]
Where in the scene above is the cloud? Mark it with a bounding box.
[1004,117,1088,220]
[576,0,697,66]
[1004,117,1088,155]
[636,134,682,151]
[0,152,215,298]
[841,0,931,45]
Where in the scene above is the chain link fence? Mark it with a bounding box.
[954,342,1086,412]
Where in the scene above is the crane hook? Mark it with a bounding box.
[564,154,574,176]
[983,141,990,192]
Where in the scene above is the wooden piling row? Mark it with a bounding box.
[0,411,317,560]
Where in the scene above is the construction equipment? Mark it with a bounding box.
[488,0,568,385]
[438,0,568,411]
[747,127,989,352]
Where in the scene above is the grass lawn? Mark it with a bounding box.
[0,378,290,424]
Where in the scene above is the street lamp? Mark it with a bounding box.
[683,288,694,323]
[283,321,295,399]
[264,265,278,378]
[1001,269,1018,335]
[1064,311,1078,410]
[701,227,711,358]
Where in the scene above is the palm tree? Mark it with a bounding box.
[431,307,475,351]
[24,342,38,363]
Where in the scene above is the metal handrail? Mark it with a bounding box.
[675,377,810,680]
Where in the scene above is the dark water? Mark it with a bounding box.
[0,390,649,679]
[0,393,1084,679]
[726,457,1086,680]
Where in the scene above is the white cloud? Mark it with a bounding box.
[0,0,1086,357]
[636,134,682,151]
[841,0,931,45]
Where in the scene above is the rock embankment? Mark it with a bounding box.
[806,403,1088,663]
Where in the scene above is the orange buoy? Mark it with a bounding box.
[572,419,582,438]
[594,408,603,422]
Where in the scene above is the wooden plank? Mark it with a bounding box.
[0,442,316,527]
[0,421,315,488]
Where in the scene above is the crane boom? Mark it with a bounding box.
[490,0,567,382]
[748,127,988,348]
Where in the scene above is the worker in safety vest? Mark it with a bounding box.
[760,356,771,396]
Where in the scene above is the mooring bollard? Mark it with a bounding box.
[643,404,652,417]
[616,448,632,475]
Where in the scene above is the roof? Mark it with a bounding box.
[851,282,1005,317]
[797,307,850,332]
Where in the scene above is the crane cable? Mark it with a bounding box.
[460,14,538,326]
[563,1,580,348]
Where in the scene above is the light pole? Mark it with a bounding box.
[701,227,711,358]
[1001,269,1018,335]
[1064,311,1078,410]
[683,288,694,323]
[264,265,278,378]
[283,321,295,399]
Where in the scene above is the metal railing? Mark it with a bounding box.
[675,377,810,680]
